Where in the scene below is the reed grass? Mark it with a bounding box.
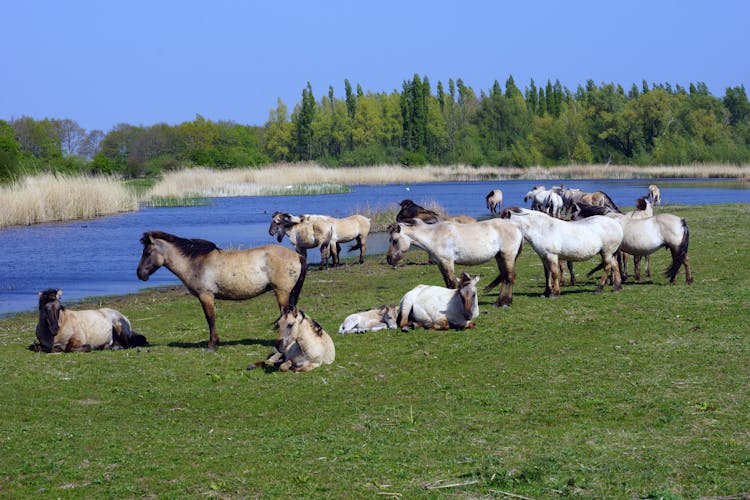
[0,173,138,229]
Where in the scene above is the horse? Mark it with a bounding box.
[501,207,623,297]
[301,213,371,266]
[560,188,620,212]
[623,196,655,279]
[136,231,307,351]
[268,212,334,270]
[524,186,563,218]
[33,289,147,353]
[338,304,398,334]
[396,199,476,224]
[397,272,480,330]
[485,189,503,214]
[386,218,523,307]
[253,305,335,372]
[572,201,693,285]
[648,184,662,205]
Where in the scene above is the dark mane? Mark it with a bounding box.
[573,202,612,219]
[635,196,648,211]
[38,289,60,309]
[141,231,219,258]
[396,199,441,224]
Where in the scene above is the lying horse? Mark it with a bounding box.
[573,201,693,285]
[501,207,623,297]
[387,218,523,306]
[137,231,307,351]
[398,273,480,330]
[34,289,147,353]
[254,305,335,372]
[268,212,334,269]
[338,304,398,334]
[485,189,503,214]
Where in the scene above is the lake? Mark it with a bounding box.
[1,178,748,316]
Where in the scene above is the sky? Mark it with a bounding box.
[2,0,749,133]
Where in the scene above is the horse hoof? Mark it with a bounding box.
[593,288,603,295]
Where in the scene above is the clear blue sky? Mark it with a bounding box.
[2,0,748,133]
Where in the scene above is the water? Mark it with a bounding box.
[1,178,748,316]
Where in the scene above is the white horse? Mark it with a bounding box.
[573,200,693,285]
[338,304,398,334]
[624,196,654,280]
[648,184,662,205]
[254,305,335,372]
[34,289,147,353]
[524,186,563,218]
[398,273,480,330]
[501,207,624,296]
[387,218,523,307]
[485,189,503,214]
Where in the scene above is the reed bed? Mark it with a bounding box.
[0,173,138,228]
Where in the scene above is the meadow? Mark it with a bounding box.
[0,203,747,498]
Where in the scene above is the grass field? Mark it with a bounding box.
[0,204,748,498]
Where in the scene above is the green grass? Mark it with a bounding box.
[0,204,748,498]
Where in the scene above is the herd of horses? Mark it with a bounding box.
[31,182,692,372]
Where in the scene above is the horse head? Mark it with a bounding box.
[457,273,480,321]
[37,288,64,340]
[269,212,292,241]
[379,304,398,330]
[137,232,166,281]
[386,223,410,266]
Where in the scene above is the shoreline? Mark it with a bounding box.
[1,163,749,229]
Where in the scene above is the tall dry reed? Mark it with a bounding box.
[145,162,750,202]
[0,173,138,228]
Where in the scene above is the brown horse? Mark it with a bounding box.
[301,214,371,266]
[486,189,503,214]
[33,289,147,353]
[137,231,307,351]
[396,199,476,224]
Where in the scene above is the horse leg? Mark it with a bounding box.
[493,252,514,307]
[437,261,457,289]
[645,255,652,278]
[683,255,693,285]
[542,260,552,297]
[199,294,219,352]
[549,256,561,297]
[633,255,642,281]
[567,260,575,286]
[358,236,366,264]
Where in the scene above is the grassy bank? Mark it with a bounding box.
[0,204,748,498]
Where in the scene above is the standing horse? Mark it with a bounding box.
[387,218,523,307]
[136,231,307,351]
[648,184,662,205]
[485,189,503,214]
[268,212,334,269]
[572,201,693,285]
[561,188,620,212]
[303,213,371,266]
[398,273,480,330]
[524,186,563,218]
[624,196,655,279]
[396,199,476,224]
[254,305,335,372]
[501,207,623,296]
[34,289,147,353]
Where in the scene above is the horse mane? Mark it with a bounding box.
[396,199,441,224]
[635,196,648,211]
[499,207,523,219]
[600,191,621,213]
[38,289,60,309]
[141,231,219,258]
[574,203,611,218]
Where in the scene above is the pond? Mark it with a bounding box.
[1,178,748,316]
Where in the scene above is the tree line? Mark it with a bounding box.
[2,75,749,182]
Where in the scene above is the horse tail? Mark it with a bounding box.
[289,254,307,306]
[665,218,689,283]
[587,261,606,277]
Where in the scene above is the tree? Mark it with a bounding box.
[0,120,21,182]
[293,82,316,160]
